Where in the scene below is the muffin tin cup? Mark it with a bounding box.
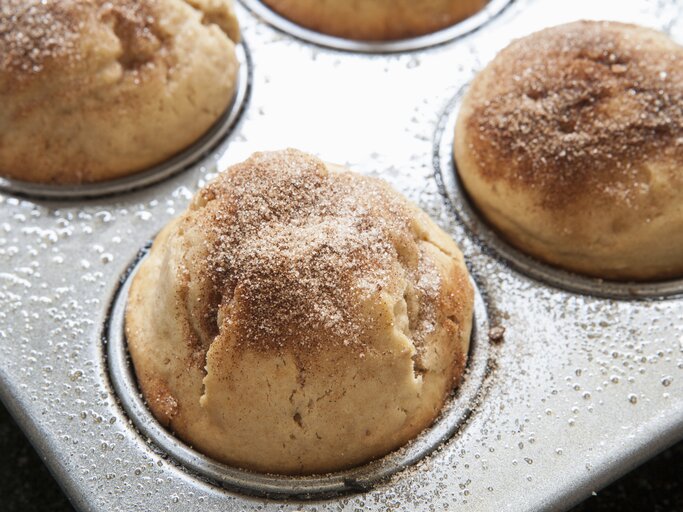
[433,89,683,300]
[0,43,252,201]
[239,0,515,53]
[105,250,493,499]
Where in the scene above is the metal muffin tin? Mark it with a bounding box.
[0,0,682,511]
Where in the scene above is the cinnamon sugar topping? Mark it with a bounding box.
[0,0,161,78]
[190,150,441,353]
[465,21,683,208]
[0,0,85,74]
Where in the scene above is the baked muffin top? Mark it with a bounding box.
[461,21,683,210]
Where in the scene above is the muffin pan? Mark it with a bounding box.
[1,0,682,511]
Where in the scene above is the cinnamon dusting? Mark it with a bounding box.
[188,150,443,355]
[463,21,683,209]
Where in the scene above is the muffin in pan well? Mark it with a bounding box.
[0,0,240,184]
[260,0,487,41]
[455,21,683,281]
[126,149,474,475]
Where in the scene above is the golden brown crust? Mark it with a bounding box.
[126,149,474,474]
[455,21,683,281]
[0,0,240,184]
[261,0,487,41]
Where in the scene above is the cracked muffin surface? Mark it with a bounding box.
[0,0,240,184]
[125,149,474,475]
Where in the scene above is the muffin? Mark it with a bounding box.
[0,0,240,184]
[261,0,487,41]
[126,149,474,475]
[454,21,683,281]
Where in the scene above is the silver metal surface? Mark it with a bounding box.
[240,0,514,52]
[0,1,682,511]
[0,44,251,200]
[107,257,491,499]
